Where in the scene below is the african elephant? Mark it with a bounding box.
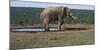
[40,6,77,31]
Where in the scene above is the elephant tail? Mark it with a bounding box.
[40,13,43,23]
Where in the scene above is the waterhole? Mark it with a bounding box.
[11,27,88,32]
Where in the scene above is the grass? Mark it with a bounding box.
[10,29,94,49]
[48,31,94,47]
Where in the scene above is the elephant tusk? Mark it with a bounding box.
[72,16,77,19]
[71,16,81,23]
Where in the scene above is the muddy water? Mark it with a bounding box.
[11,27,88,32]
[11,28,58,32]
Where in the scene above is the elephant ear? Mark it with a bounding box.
[66,7,71,16]
[67,8,70,12]
[61,7,69,16]
[60,6,66,16]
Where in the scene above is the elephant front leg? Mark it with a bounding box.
[58,17,64,31]
[58,22,63,31]
[58,24,61,31]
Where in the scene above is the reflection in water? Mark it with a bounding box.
[12,28,58,32]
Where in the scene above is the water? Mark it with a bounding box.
[11,28,58,32]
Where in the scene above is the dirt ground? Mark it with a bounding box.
[10,24,95,49]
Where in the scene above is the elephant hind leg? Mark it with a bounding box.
[43,20,50,31]
[45,23,50,31]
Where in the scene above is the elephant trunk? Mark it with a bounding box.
[71,15,81,23]
[68,13,81,23]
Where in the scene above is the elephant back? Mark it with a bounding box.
[41,7,65,16]
[40,6,67,22]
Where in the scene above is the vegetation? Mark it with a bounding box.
[10,7,95,49]
[10,30,94,49]
[10,7,94,26]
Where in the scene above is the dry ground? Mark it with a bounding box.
[10,24,95,49]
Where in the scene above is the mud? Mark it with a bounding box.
[64,27,88,31]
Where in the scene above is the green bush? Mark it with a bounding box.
[10,7,94,26]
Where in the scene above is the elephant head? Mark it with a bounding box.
[40,6,78,31]
[63,7,78,19]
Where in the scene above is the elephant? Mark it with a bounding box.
[40,6,77,31]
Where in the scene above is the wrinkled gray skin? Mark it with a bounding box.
[40,6,76,31]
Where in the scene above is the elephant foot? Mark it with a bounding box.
[58,29,61,31]
[45,29,50,31]
[58,28,61,31]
